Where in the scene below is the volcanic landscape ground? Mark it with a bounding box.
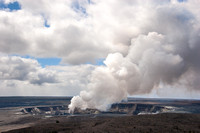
[0,97,200,133]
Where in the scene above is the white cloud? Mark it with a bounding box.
[1,0,199,65]
[0,56,58,84]
[0,0,110,64]
[0,0,200,103]
[0,55,95,96]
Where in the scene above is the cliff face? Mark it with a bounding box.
[20,100,200,116]
[110,103,164,115]
[21,103,169,116]
[21,105,69,115]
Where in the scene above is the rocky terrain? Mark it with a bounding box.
[19,100,200,116]
[4,113,200,133]
[1,97,200,132]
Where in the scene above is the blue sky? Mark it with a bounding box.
[0,1,21,11]
[20,55,105,68]
[34,57,105,67]
[44,19,50,28]
[36,57,61,67]
[178,0,187,2]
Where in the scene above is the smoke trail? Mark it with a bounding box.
[68,0,200,112]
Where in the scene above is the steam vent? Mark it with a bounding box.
[20,98,200,116]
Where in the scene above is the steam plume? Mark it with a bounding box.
[68,0,200,112]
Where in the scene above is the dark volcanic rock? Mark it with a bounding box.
[4,113,200,133]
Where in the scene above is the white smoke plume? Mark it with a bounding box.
[68,0,200,112]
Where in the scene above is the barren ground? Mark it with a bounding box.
[2,113,200,133]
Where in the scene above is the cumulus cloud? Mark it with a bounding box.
[0,0,109,64]
[0,56,57,85]
[0,55,95,96]
[1,0,199,65]
[2,0,198,65]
